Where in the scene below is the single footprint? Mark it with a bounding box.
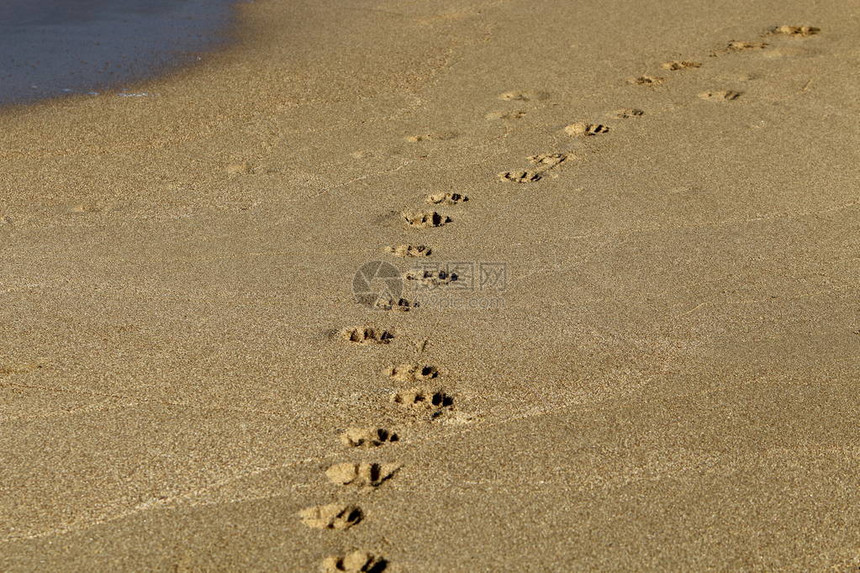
[299,504,363,530]
[386,244,431,258]
[404,268,457,287]
[374,297,418,312]
[527,153,568,168]
[608,108,644,119]
[498,170,542,183]
[485,110,527,120]
[628,75,665,86]
[768,25,820,37]
[387,363,439,383]
[391,387,454,413]
[326,463,400,487]
[342,327,394,344]
[321,550,388,573]
[341,427,399,448]
[713,41,768,55]
[405,132,458,143]
[729,41,768,50]
[498,90,549,102]
[564,122,609,137]
[427,192,468,205]
[403,211,451,228]
[661,60,702,70]
[699,90,742,102]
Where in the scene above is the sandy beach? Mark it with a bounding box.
[1,0,858,570]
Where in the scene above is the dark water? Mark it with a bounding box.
[0,0,238,106]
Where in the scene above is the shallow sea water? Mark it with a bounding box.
[0,0,238,106]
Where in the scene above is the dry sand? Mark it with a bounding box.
[1,0,859,571]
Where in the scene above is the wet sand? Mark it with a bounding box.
[1,0,858,570]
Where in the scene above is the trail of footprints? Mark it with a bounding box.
[306,186,467,570]
[305,23,821,570]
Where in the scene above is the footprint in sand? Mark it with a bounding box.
[426,192,468,205]
[485,110,527,120]
[608,108,644,119]
[386,363,439,383]
[564,122,609,137]
[321,550,388,573]
[325,463,400,488]
[498,90,549,102]
[498,170,543,183]
[342,327,395,345]
[403,211,451,228]
[767,25,820,37]
[386,244,432,258]
[527,153,568,168]
[698,90,742,102]
[404,268,458,288]
[391,387,454,416]
[661,60,702,70]
[499,152,570,183]
[405,132,458,143]
[712,41,768,56]
[299,504,363,530]
[628,75,665,86]
[373,297,418,312]
[341,427,400,448]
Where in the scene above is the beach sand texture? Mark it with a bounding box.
[1,0,858,571]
